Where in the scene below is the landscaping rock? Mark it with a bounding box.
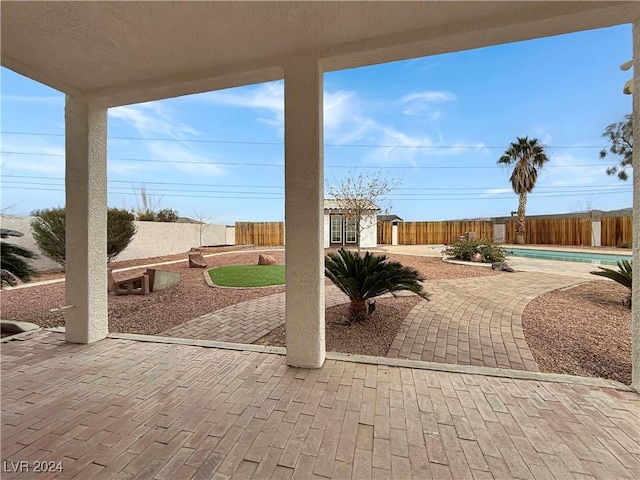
[148,269,181,291]
[188,252,207,268]
[492,262,515,272]
[471,253,483,263]
[258,254,277,266]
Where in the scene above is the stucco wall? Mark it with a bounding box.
[1,215,229,271]
[323,215,331,248]
[360,212,377,248]
[1,215,61,271]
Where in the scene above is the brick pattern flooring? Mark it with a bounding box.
[163,287,349,344]
[387,272,583,371]
[2,332,639,479]
[163,272,582,373]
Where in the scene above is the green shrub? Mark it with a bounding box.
[443,238,506,263]
[325,248,429,323]
[590,259,632,307]
[31,207,137,266]
[1,229,37,284]
[156,208,179,222]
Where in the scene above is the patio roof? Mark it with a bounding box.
[1,1,635,106]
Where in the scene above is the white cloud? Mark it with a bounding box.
[109,102,198,139]
[199,82,481,167]
[0,140,65,176]
[545,153,604,186]
[399,90,456,117]
[202,81,367,142]
[483,188,513,196]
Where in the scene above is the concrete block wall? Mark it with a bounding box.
[1,215,230,271]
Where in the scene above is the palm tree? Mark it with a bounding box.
[498,137,550,244]
[325,248,429,323]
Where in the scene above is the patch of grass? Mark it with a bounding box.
[208,265,285,287]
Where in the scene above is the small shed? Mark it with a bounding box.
[324,199,379,248]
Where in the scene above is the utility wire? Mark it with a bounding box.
[0,174,628,191]
[1,180,630,197]
[0,151,616,169]
[0,131,607,149]
[1,186,630,201]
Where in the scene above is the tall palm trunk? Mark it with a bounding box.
[515,192,527,244]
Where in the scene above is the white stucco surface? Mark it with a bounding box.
[1,215,228,270]
[359,212,377,248]
[631,20,639,391]
[284,57,325,368]
[323,215,331,249]
[64,97,108,344]
[116,221,226,261]
[1,2,634,107]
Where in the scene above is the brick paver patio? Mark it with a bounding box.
[387,273,584,371]
[1,331,638,479]
[163,272,583,372]
[163,287,349,344]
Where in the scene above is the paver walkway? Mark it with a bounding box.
[387,272,584,371]
[163,287,349,344]
[163,271,584,372]
[1,332,638,479]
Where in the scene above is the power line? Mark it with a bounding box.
[0,131,607,149]
[1,180,630,197]
[0,175,624,193]
[0,150,617,169]
[1,185,630,201]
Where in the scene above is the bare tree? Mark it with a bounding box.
[327,171,400,253]
[193,210,213,247]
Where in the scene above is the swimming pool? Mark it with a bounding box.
[506,247,632,266]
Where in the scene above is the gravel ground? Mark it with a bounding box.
[522,280,631,385]
[254,296,423,356]
[2,249,499,333]
[1,249,286,334]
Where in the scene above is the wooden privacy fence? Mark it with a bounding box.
[395,221,494,245]
[505,218,593,246]
[601,216,633,247]
[235,222,284,246]
[377,221,393,244]
[238,216,632,247]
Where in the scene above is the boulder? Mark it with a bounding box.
[1,269,20,288]
[492,262,515,273]
[188,252,207,268]
[471,253,483,263]
[258,254,277,266]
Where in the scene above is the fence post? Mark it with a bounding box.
[591,210,602,247]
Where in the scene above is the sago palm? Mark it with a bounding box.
[1,228,37,285]
[498,137,549,244]
[325,248,429,323]
[590,260,632,306]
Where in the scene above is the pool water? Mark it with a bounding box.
[506,247,632,266]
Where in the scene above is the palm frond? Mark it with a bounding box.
[590,260,632,290]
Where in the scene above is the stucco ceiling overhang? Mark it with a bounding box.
[1,1,637,107]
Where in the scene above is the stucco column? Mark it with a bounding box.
[64,96,108,344]
[632,20,640,391]
[284,56,326,368]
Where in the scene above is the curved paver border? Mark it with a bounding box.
[387,271,586,371]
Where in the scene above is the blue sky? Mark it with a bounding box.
[1,25,633,224]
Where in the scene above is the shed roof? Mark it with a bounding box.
[324,199,379,212]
